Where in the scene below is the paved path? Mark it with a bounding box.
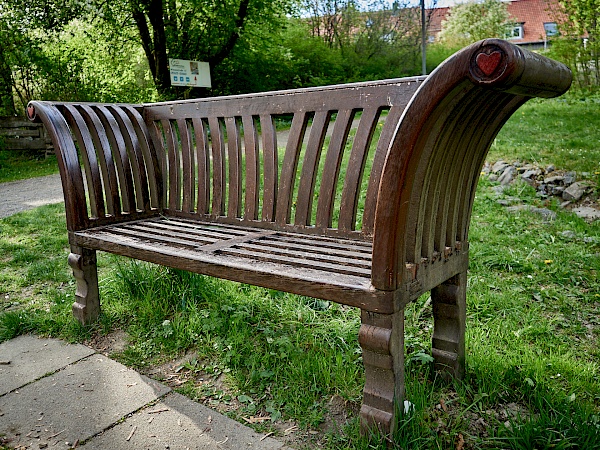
[0,177,291,449]
[0,174,63,219]
[0,335,289,450]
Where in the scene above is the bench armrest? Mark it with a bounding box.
[27,102,162,231]
[372,39,572,290]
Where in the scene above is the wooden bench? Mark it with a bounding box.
[28,39,571,437]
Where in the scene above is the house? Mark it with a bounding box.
[427,0,560,49]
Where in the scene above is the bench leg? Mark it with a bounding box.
[431,271,466,380]
[358,309,404,438]
[68,246,100,325]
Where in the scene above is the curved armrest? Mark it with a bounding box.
[372,39,572,290]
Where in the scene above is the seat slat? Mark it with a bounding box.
[235,242,371,269]
[220,247,371,277]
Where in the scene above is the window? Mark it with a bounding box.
[508,23,524,40]
[544,22,559,37]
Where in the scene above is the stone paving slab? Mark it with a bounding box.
[0,334,95,396]
[81,392,289,450]
[0,354,170,449]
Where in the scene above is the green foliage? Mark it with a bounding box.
[547,0,600,92]
[439,0,512,47]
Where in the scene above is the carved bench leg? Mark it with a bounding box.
[358,309,404,437]
[431,271,466,380]
[68,245,100,325]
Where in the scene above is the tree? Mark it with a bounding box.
[439,0,511,47]
[549,0,600,91]
[99,0,293,98]
[301,0,427,80]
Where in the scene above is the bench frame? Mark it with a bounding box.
[28,39,571,438]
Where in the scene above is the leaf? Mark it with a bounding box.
[237,394,253,403]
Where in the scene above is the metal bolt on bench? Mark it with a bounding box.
[28,39,571,439]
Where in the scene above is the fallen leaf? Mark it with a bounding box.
[456,433,465,450]
[440,398,447,412]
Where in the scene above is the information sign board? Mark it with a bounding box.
[169,59,211,88]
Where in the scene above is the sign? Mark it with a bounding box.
[169,58,211,88]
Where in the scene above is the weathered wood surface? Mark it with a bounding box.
[27,39,572,440]
[0,116,52,154]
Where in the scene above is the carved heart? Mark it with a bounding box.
[27,104,35,119]
[476,51,502,76]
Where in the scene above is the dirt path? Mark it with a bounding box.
[0,174,63,219]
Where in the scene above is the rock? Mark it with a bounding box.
[498,166,516,185]
[481,162,491,174]
[492,185,506,195]
[492,160,510,173]
[551,186,565,196]
[488,174,498,182]
[561,230,576,239]
[521,169,541,180]
[562,181,587,202]
[544,175,564,185]
[563,172,577,185]
[572,206,600,221]
[546,164,556,173]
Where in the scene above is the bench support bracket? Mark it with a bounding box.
[68,246,100,324]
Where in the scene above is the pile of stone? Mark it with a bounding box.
[482,160,599,221]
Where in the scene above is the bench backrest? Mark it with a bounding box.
[143,78,423,239]
[27,78,424,239]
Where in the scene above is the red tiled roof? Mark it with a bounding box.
[427,0,560,45]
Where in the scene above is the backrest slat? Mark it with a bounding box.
[338,107,381,231]
[362,105,404,234]
[275,111,309,225]
[225,117,242,218]
[294,110,331,226]
[110,106,151,211]
[177,118,195,212]
[97,105,136,213]
[161,119,181,211]
[79,105,121,217]
[123,106,162,210]
[242,115,260,220]
[208,117,226,217]
[315,109,355,229]
[63,105,104,218]
[260,114,278,222]
[192,117,210,215]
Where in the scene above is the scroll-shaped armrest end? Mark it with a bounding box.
[465,39,572,98]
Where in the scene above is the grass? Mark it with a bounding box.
[1,96,599,448]
[0,150,59,183]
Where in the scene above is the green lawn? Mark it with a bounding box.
[1,96,599,449]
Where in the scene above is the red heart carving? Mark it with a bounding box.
[27,104,35,119]
[476,51,502,76]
